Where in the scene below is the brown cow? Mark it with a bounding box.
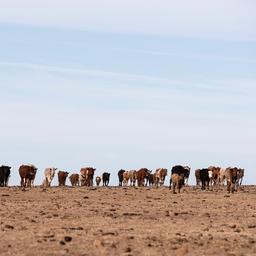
[80,167,96,186]
[195,169,201,186]
[69,173,79,186]
[208,166,221,186]
[19,164,38,188]
[128,170,137,187]
[171,173,184,194]
[95,176,101,186]
[154,168,168,187]
[137,168,151,187]
[226,167,238,193]
[58,171,69,186]
[123,171,129,186]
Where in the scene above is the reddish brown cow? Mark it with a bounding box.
[19,164,38,188]
[208,166,221,186]
[195,169,201,186]
[80,167,96,187]
[69,173,79,186]
[137,168,151,187]
[58,171,69,186]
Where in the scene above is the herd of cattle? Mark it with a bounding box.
[0,165,244,193]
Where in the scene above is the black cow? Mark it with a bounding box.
[102,172,110,186]
[147,173,154,187]
[199,168,210,190]
[0,165,11,187]
[170,165,190,188]
[118,169,126,186]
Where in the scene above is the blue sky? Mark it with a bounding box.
[0,1,256,185]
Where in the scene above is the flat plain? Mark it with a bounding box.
[1,186,256,256]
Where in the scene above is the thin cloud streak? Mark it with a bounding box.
[0,61,249,94]
[129,49,256,64]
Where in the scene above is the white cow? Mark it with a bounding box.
[43,168,57,187]
[219,168,227,186]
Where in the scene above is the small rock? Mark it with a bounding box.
[5,225,14,229]
[125,247,132,252]
[64,236,72,242]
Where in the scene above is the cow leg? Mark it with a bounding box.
[232,180,237,193]
[172,183,176,194]
[227,181,231,193]
[231,183,235,193]
[202,181,206,190]
[177,183,181,193]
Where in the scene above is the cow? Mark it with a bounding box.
[0,165,11,187]
[154,168,168,187]
[170,165,190,188]
[199,168,210,190]
[80,167,96,187]
[58,171,69,186]
[95,176,101,186]
[208,166,221,186]
[19,164,38,188]
[118,169,126,186]
[102,172,110,186]
[43,167,57,187]
[236,168,244,186]
[147,173,155,187]
[123,171,129,186]
[170,173,185,194]
[128,170,137,187]
[225,167,238,193]
[219,168,227,186]
[195,169,201,186]
[137,168,151,187]
[69,173,80,186]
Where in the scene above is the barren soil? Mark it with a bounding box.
[1,186,256,256]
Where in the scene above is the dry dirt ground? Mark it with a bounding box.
[1,186,256,256]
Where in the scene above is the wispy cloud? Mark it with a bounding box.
[0,61,251,94]
[129,49,256,64]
